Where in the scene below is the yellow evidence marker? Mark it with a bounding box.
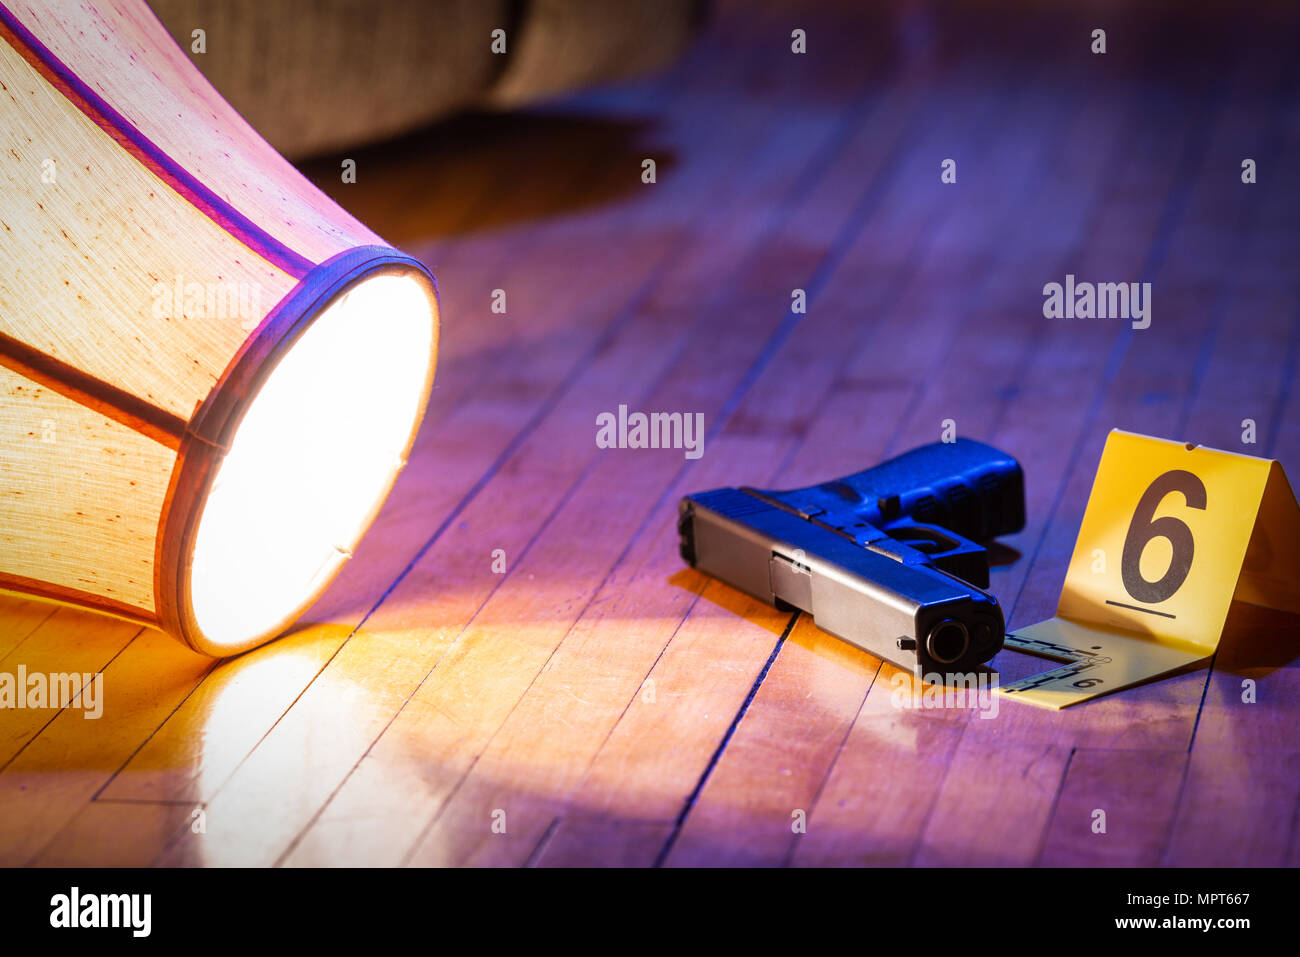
[997,430,1300,709]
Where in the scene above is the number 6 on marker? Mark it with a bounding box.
[1118,469,1206,610]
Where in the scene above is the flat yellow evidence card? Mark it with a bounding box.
[998,430,1300,709]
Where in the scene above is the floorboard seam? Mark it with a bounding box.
[1031,746,1076,866]
[653,611,798,867]
[780,656,882,867]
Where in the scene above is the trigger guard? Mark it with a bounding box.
[884,520,990,588]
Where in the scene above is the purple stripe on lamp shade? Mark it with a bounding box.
[0,1,316,278]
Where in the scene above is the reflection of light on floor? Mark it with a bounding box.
[165,622,377,866]
[191,629,354,806]
[859,668,973,756]
[155,605,1000,865]
[284,612,711,867]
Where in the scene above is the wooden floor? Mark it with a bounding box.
[3,0,1300,867]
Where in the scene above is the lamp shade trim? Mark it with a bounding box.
[0,328,189,450]
[0,568,160,627]
[182,245,436,453]
[0,1,315,278]
[155,245,439,656]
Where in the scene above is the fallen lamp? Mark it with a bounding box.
[0,0,440,656]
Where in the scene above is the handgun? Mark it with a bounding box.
[677,439,1025,678]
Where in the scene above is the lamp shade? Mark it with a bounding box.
[0,0,440,656]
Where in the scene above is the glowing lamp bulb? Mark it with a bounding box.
[187,272,436,654]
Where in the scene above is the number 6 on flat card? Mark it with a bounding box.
[998,430,1300,709]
